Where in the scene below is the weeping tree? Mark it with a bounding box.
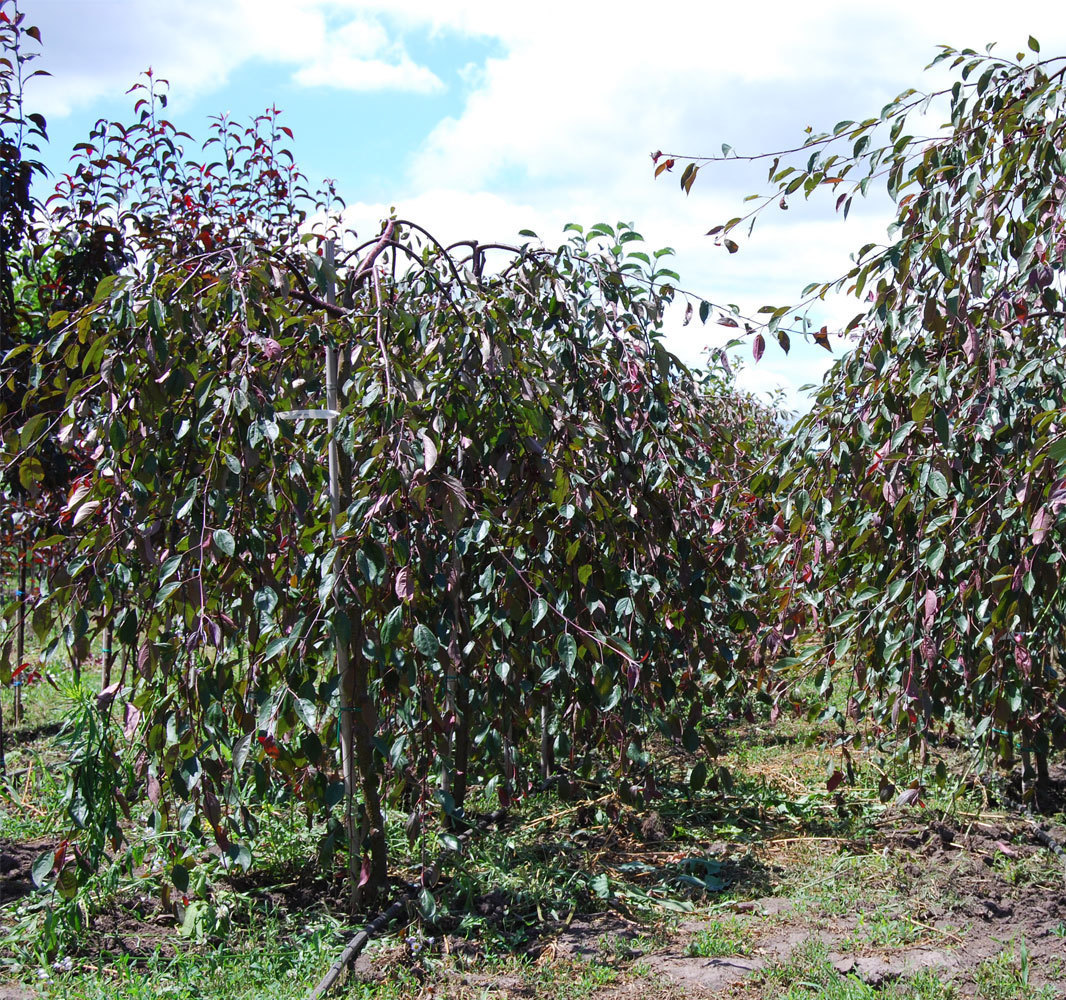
[2,8,779,919]
[662,39,1066,793]
[0,1,67,754]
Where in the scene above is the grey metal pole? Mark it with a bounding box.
[323,240,361,910]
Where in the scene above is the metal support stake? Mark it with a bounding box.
[323,240,361,910]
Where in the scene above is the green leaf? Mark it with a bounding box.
[557,633,577,670]
[70,788,88,827]
[381,606,403,645]
[232,733,252,772]
[689,762,707,793]
[31,850,54,888]
[159,553,183,584]
[56,866,78,901]
[419,888,437,921]
[413,624,439,657]
[924,541,946,573]
[18,457,43,491]
[154,579,183,606]
[253,586,278,615]
[212,529,236,557]
[1048,437,1066,465]
[263,634,294,661]
[927,469,949,499]
[294,697,318,730]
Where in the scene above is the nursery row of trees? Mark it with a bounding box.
[3,1,1065,909]
[663,36,1066,782]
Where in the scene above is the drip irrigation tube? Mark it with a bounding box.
[305,806,512,999]
[1029,823,1066,860]
[306,892,412,1000]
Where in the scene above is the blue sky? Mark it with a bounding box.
[21,0,1066,411]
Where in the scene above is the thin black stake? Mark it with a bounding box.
[15,541,26,726]
[103,623,115,688]
[0,646,6,775]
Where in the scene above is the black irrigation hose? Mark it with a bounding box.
[305,806,513,1000]
[1029,823,1066,860]
[306,892,412,1000]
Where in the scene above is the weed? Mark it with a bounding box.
[758,939,960,1000]
[844,910,924,949]
[23,913,355,1000]
[973,939,1057,1000]
[885,970,959,1000]
[522,959,619,999]
[685,917,751,957]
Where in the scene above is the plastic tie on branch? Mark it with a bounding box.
[276,408,340,421]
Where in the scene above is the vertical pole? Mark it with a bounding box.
[0,598,6,772]
[324,240,361,910]
[103,623,115,689]
[15,539,26,726]
[540,703,554,783]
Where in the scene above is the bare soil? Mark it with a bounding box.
[4,753,1066,998]
[378,812,1066,998]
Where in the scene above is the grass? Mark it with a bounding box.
[28,917,375,1000]
[973,940,1058,1000]
[773,845,903,917]
[843,910,926,950]
[758,939,959,1000]
[685,917,751,957]
[520,959,621,999]
[4,660,1066,998]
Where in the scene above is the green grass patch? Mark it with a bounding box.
[685,917,751,957]
[759,939,959,999]
[973,939,1057,1000]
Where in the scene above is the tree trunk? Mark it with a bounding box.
[103,623,115,688]
[323,239,367,911]
[0,670,6,775]
[352,645,388,903]
[1036,750,1050,790]
[445,555,471,821]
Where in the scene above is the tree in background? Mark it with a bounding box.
[663,39,1066,796]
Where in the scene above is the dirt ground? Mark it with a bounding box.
[4,717,1066,998]
[4,808,1066,998]
[340,812,1066,999]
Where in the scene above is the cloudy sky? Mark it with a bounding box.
[21,0,1066,411]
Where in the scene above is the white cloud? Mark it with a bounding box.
[292,54,441,93]
[290,15,443,93]
[23,0,1066,407]
[372,0,1066,406]
[25,0,444,117]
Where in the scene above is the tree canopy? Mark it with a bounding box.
[0,2,777,910]
[662,39,1066,790]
